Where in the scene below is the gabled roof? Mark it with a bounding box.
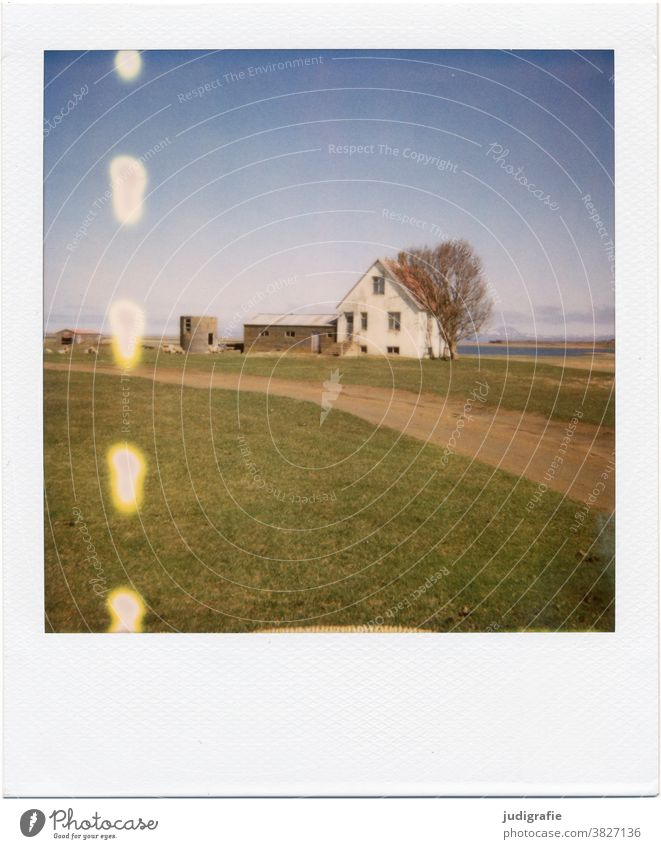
[245,313,337,327]
[336,258,427,312]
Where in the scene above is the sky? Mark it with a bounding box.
[44,49,614,339]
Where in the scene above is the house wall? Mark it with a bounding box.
[427,315,446,359]
[337,263,435,358]
[180,316,217,352]
[244,324,336,353]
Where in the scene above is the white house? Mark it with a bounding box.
[336,259,447,359]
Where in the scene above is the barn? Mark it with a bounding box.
[54,328,102,347]
[244,314,337,354]
[180,315,217,352]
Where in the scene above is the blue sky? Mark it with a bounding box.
[44,49,614,338]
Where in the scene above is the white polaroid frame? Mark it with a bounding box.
[2,3,657,796]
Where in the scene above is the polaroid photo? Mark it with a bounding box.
[2,2,657,798]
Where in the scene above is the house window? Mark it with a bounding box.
[361,312,368,330]
[327,333,333,338]
[372,276,385,294]
[184,318,192,332]
[388,312,401,331]
[360,345,368,354]
[259,329,270,337]
[387,346,400,355]
[208,333,214,345]
[286,330,295,337]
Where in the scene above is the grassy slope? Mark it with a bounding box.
[45,369,614,633]
[49,347,615,428]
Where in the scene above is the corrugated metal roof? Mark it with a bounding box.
[245,313,337,327]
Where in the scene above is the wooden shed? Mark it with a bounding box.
[244,313,337,354]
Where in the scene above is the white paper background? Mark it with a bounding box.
[2,3,657,796]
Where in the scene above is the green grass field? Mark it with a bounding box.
[44,366,614,633]
[48,346,615,428]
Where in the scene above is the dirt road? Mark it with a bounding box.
[45,361,614,511]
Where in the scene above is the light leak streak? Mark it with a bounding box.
[114,50,142,81]
[107,587,146,633]
[108,444,145,514]
[109,155,147,225]
[109,299,144,368]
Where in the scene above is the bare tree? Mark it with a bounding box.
[387,240,492,360]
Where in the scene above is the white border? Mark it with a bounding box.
[2,3,657,796]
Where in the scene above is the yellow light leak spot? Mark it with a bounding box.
[109,299,144,368]
[109,155,147,225]
[108,444,145,514]
[107,587,145,633]
[114,50,142,81]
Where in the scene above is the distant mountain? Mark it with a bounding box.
[467,326,614,344]
[469,325,529,343]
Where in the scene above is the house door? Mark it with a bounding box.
[310,333,321,354]
[344,312,354,340]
